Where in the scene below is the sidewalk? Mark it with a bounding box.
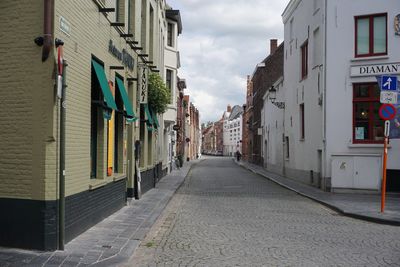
[0,160,198,267]
[236,160,400,226]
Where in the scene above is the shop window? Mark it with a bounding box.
[90,59,106,179]
[139,105,145,167]
[355,13,387,57]
[353,83,383,143]
[114,76,125,174]
[301,40,308,79]
[167,23,174,47]
[300,104,305,139]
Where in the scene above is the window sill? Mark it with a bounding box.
[89,179,107,190]
[350,55,389,62]
[348,143,390,148]
[113,174,127,182]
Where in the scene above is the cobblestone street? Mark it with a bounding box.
[129,157,400,266]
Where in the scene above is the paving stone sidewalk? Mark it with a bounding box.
[236,159,400,226]
[0,160,198,267]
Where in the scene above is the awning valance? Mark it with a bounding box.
[91,59,117,111]
[116,77,136,122]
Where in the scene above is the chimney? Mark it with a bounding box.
[270,39,278,55]
[227,104,232,112]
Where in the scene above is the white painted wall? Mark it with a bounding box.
[325,0,400,190]
[282,0,324,185]
[282,0,400,190]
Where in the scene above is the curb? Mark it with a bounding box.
[235,160,400,226]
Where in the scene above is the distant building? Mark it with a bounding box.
[242,76,254,161]
[251,39,284,165]
[223,105,244,156]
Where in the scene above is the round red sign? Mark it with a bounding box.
[379,104,397,121]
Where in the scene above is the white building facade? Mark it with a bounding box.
[279,0,400,191]
[163,8,182,173]
[223,105,243,156]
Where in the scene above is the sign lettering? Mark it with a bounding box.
[108,40,134,71]
[351,63,400,77]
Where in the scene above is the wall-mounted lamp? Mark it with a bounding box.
[269,86,285,109]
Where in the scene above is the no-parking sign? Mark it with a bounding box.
[379,104,397,121]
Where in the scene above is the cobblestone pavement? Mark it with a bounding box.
[128,157,400,267]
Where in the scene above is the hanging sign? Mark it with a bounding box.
[139,65,148,103]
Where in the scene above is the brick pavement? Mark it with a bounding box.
[129,157,400,266]
[237,160,400,226]
[0,160,198,267]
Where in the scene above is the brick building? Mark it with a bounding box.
[242,75,254,161]
[250,39,284,165]
[0,0,180,250]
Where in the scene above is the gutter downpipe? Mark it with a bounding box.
[323,0,328,191]
[42,0,53,62]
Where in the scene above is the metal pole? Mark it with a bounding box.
[381,135,388,213]
[59,59,67,249]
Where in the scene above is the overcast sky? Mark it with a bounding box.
[166,0,290,123]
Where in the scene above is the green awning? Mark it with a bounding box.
[116,77,136,122]
[91,59,117,111]
[151,109,160,128]
[144,104,153,125]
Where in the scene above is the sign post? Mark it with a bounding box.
[378,104,396,213]
[381,120,390,213]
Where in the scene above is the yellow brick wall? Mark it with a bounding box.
[0,1,56,200]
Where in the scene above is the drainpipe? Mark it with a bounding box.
[42,0,54,62]
[323,0,328,191]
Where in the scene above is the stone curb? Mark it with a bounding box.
[235,160,400,227]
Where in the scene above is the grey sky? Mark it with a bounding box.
[167,0,290,123]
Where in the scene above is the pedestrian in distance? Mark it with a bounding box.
[236,150,241,161]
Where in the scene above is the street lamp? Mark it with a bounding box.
[269,86,285,109]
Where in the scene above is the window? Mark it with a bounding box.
[116,0,125,23]
[301,40,308,79]
[90,59,107,179]
[166,69,173,98]
[289,18,294,42]
[300,104,305,139]
[167,23,174,47]
[285,136,290,159]
[353,83,383,143]
[355,13,387,57]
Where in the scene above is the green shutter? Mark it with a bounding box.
[116,77,136,122]
[91,59,117,111]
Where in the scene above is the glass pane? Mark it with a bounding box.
[354,84,370,98]
[372,102,384,141]
[357,18,369,55]
[373,16,386,54]
[355,102,370,120]
[371,84,380,98]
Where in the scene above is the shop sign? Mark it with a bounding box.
[138,65,148,103]
[108,40,134,71]
[350,62,400,77]
[60,16,71,36]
